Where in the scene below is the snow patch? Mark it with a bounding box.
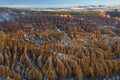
[58,53,62,56]
[0,13,12,23]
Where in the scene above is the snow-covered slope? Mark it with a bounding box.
[0,13,12,22]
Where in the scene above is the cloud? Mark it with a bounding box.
[0,4,79,8]
[1,4,28,8]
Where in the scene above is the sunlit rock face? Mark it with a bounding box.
[0,11,120,80]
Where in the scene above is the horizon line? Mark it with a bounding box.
[0,4,120,8]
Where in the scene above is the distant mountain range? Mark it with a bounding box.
[0,5,120,11]
[30,5,120,11]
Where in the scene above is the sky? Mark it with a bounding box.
[0,0,120,8]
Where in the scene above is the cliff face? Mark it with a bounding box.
[0,12,120,80]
